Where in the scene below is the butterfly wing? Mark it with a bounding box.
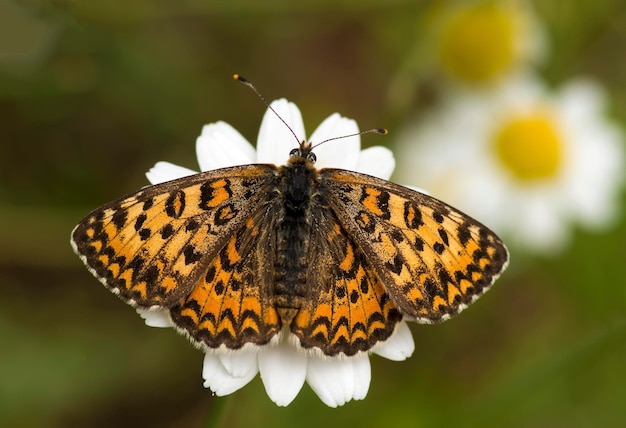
[169,197,283,350]
[319,169,509,323]
[71,164,277,308]
[290,192,403,356]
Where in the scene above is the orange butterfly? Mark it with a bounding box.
[72,77,508,358]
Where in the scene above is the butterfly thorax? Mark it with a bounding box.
[272,149,319,325]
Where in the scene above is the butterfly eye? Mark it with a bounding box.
[289,148,300,157]
[307,152,317,163]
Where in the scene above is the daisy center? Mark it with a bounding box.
[493,112,563,181]
[439,2,518,83]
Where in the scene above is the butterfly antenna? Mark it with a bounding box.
[311,128,388,150]
[233,74,301,145]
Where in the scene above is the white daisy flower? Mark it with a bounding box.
[138,99,414,407]
[435,0,546,85]
[395,75,625,253]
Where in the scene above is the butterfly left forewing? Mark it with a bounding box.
[320,169,509,323]
[71,165,277,308]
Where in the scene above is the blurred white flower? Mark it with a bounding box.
[138,99,414,407]
[436,0,546,85]
[395,75,625,253]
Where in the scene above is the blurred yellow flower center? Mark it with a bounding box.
[439,2,518,83]
[493,113,562,181]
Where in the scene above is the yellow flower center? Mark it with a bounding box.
[493,113,563,181]
[439,2,519,83]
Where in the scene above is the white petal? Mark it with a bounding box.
[306,353,371,407]
[256,99,305,165]
[372,321,415,361]
[356,146,396,179]
[202,351,258,396]
[135,308,173,328]
[350,355,371,401]
[258,335,307,406]
[145,161,197,185]
[218,348,259,378]
[557,79,605,121]
[196,121,256,171]
[310,113,360,170]
[516,194,568,251]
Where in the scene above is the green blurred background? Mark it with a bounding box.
[1,1,625,427]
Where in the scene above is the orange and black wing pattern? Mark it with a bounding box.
[71,165,277,309]
[291,195,402,356]
[72,160,508,356]
[169,201,284,350]
[319,169,509,324]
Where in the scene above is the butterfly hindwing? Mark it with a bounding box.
[291,196,402,356]
[320,169,509,323]
[170,195,283,350]
[71,165,277,308]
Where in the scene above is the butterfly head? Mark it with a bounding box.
[289,141,317,165]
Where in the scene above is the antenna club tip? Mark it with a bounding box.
[378,128,388,135]
[233,74,247,83]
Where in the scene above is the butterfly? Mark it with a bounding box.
[71,102,508,358]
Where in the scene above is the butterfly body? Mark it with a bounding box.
[273,144,318,325]
[72,141,508,356]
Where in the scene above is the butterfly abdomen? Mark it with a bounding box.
[273,159,317,324]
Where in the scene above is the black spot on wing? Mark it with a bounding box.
[385,254,405,275]
[161,224,174,239]
[112,210,128,230]
[165,190,186,218]
[438,228,449,246]
[134,213,147,231]
[138,228,151,240]
[403,202,424,229]
[183,244,202,265]
[457,224,471,246]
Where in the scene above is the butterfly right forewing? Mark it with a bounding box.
[320,169,509,323]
